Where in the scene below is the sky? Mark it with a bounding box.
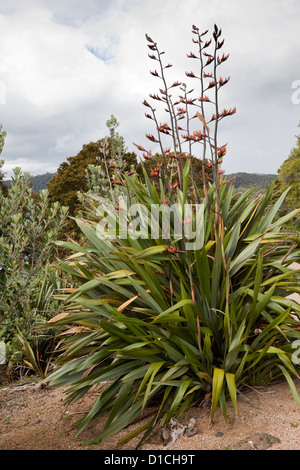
[0,0,299,178]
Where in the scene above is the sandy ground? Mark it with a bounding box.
[1,263,299,453]
[0,377,300,451]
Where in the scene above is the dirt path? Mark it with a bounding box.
[0,377,300,451]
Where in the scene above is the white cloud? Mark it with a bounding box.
[0,0,299,177]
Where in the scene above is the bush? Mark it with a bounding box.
[46,24,300,447]
[0,165,68,369]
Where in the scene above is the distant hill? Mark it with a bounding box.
[4,171,277,193]
[4,172,55,193]
[227,172,277,191]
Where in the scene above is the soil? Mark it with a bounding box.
[0,377,300,451]
[1,265,299,452]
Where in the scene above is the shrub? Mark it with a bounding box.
[0,165,68,368]
[46,25,300,448]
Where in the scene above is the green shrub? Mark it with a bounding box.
[0,165,68,368]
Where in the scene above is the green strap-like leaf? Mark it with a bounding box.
[225,372,237,413]
[211,367,225,417]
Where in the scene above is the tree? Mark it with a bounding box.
[48,117,138,236]
[48,139,138,230]
[106,114,128,158]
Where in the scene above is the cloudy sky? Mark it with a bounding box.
[0,0,299,178]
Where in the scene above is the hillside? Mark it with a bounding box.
[4,172,55,193]
[228,172,277,191]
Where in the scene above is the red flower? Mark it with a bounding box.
[149,93,162,101]
[170,182,178,189]
[166,245,182,254]
[218,76,230,87]
[198,95,211,102]
[146,133,159,143]
[185,71,197,78]
[133,142,146,152]
[203,39,212,48]
[150,166,160,178]
[170,81,181,88]
[143,152,153,161]
[180,97,197,105]
[186,52,198,59]
[145,33,155,43]
[217,53,229,65]
[155,269,165,275]
[218,146,227,158]
[157,123,171,134]
[183,216,192,224]
[205,57,214,66]
[216,107,236,119]
[113,179,122,185]
[207,80,216,89]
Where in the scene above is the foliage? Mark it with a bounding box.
[47,175,300,446]
[47,140,109,218]
[0,123,6,155]
[84,117,136,202]
[106,114,128,157]
[45,24,300,448]
[0,124,8,195]
[0,165,68,367]
[48,131,138,236]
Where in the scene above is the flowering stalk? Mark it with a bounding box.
[135,25,235,223]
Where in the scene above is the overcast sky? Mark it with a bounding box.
[0,0,299,178]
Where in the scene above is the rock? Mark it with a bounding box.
[160,427,171,445]
[186,418,197,437]
[231,433,280,450]
[160,417,198,447]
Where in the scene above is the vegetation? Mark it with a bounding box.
[44,24,300,448]
[276,133,300,236]
[0,19,299,449]
[0,125,8,195]
[229,172,277,193]
[0,163,68,370]
[47,123,138,236]
[4,172,55,193]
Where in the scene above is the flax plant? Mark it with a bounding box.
[46,25,300,448]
